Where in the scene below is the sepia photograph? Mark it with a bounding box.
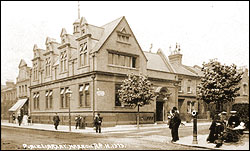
[1,1,249,150]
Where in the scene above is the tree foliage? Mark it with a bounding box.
[118,73,155,107]
[197,59,243,111]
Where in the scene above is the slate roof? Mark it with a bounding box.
[90,16,124,53]
[186,65,204,77]
[144,51,171,72]
[170,63,198,76]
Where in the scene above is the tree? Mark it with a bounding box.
[118,73,155,129]
[197,59,243,113]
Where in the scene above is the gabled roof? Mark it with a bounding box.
[18,59,27,68]
[90,16,148,61]
[186,65,204,77]
[45,36,57,45]
[80,17,88,26]
[60,28,67,37]
[144,51,172,72]
[90,16,123,54]
[33,44,38,51]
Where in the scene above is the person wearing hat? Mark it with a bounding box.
[94,113,103,133]
[169,107,181,142]
[207,113,220,143]
[227,111,240,128]
[75,115,82,129]
[53,113,60,130]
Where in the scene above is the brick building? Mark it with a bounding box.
[29,16,181,126]
[1,81,17,120]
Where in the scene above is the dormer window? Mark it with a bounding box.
[79,42,87,67]
[33,63,38,81]
[45,57,51,77]
[81,28,85,35]
[62,38,65,44]
[60,51,67,72]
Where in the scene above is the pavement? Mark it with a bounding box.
[173,133,249,150]
[1,120,249,150]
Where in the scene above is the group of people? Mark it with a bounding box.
[207,110,244,147]
[12,113,32,126]
[52,112,103,133]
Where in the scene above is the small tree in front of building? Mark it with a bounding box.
[197,59,243,115]
[118,73,155,129]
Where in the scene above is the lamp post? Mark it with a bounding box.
[192,110,198,144]
[65,88,72,132]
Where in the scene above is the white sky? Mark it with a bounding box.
[1,1,249,84]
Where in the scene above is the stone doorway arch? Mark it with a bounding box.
[154,87,171,122]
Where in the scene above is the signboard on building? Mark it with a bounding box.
[97,91,105,96]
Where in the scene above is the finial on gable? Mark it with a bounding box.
[80,17,88,26]
[169,45,172,54]
[178,43,181,53]
[60,28,67,37]
[78,1,80,19]
[33,44,38,51]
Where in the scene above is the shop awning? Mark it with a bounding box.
[154,87,162,93]
[8,99,28,112]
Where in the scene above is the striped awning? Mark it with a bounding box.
[8,99,28,112]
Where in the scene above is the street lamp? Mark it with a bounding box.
[65,88,72,132]
[192,109,198,144]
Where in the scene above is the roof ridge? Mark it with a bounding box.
[101,16,124,27]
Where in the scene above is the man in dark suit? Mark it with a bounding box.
[53,113,60,130]
[94,113,103,133]
[169,107,181,142]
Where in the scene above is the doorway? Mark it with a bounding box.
[156,102,164,121]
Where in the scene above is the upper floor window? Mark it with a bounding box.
[60,87,69,108]
[33,63,38,81]
[79,43,87,67]
[187,80,192,93]
[108,52,137,68]
[45,57,51,77]
[116,28,131,44]
[178,79,183,92]
[45,90,53,109]
[19,86,21,94]
[60,51,67,72]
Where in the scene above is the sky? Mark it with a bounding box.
[1,1,249,84]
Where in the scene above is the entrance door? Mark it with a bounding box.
[156,102,163,121]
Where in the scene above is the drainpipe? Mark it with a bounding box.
[91,53,96,124]
[29,69,32,116]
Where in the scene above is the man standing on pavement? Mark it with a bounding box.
[53,113,60,130]
[169,107,181,142]
[75,115,82,129]
[17,114,23,126]
[94,113,103,133]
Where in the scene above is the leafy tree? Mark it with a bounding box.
[118,73,155,129]
[197,59,243,112]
